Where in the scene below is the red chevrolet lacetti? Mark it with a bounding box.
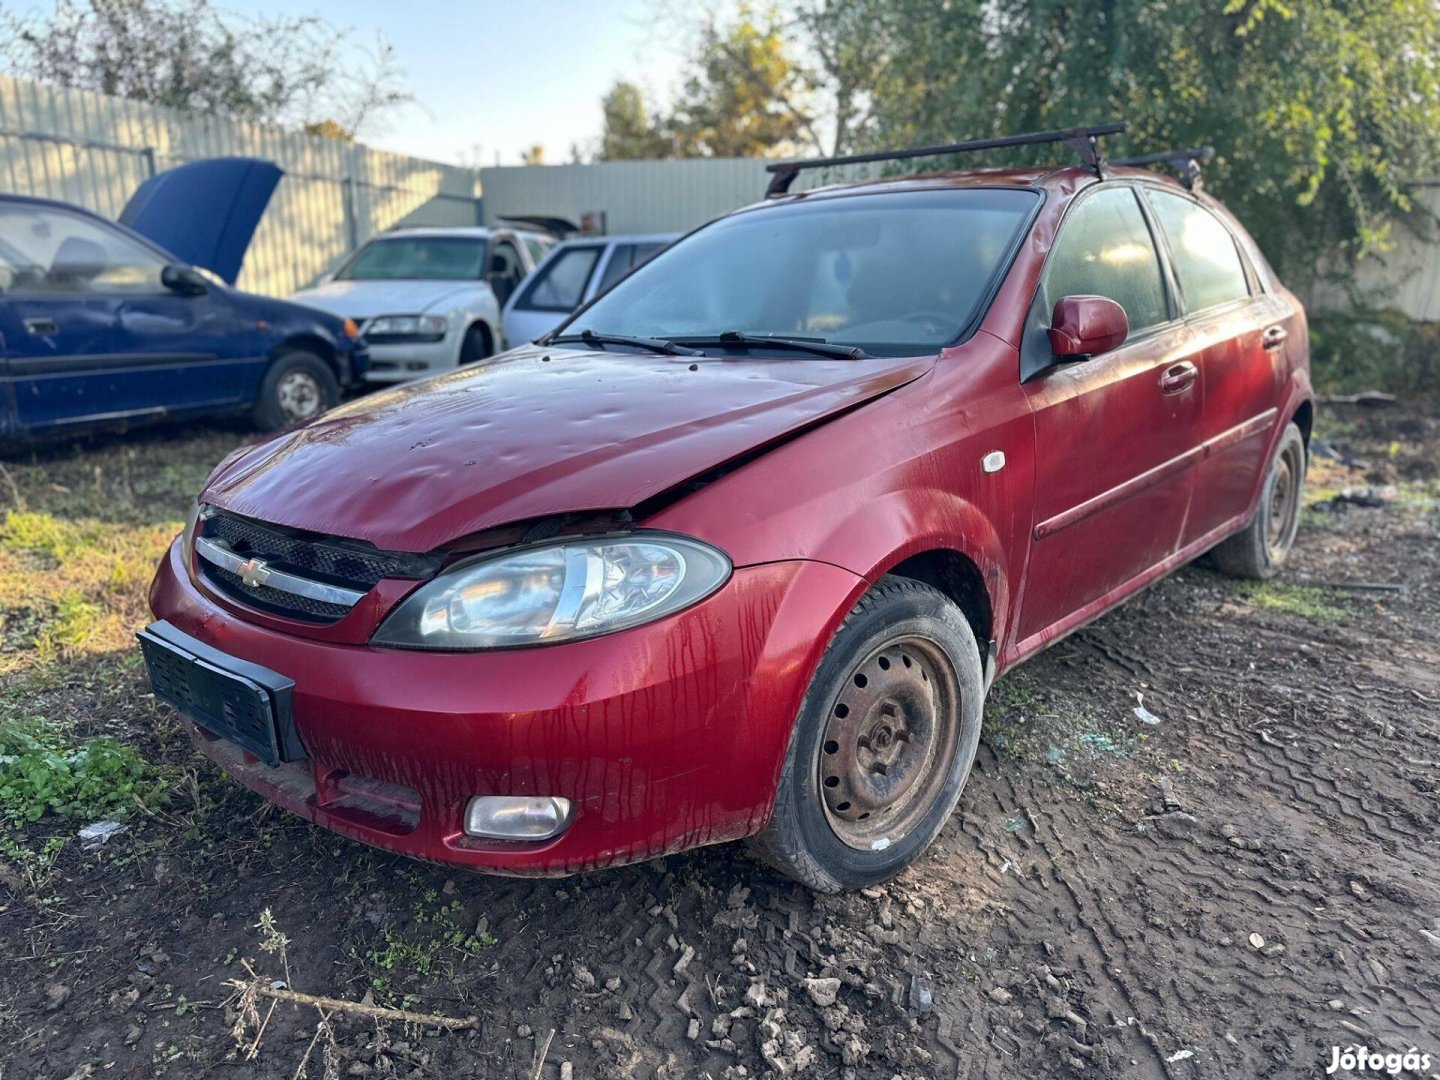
[142,125,1312,891]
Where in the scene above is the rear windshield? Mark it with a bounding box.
[335,236,487,281]
[563,189,1038,355]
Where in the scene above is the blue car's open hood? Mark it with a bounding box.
[119,157,282,285]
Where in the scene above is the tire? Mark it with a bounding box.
[750,575,985,892]
[252,350,339,432]
[459,323,493,366]
[1209,422,1307,580]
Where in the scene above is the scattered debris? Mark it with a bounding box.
[1248,933,1266,950]
[1133,704,1162,726]
[78,820,126,850]
[908,974,933,1015]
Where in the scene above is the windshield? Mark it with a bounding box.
[563,189,1038,355]
[335,236,487,281]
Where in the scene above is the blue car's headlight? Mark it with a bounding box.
[372,535,731,650]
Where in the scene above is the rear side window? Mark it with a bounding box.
[516,246,602,311]
[1040,187,1169,333]
[1147,191,1249,312]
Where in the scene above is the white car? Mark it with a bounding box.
[502,233,677,346]
[293,226,554,383]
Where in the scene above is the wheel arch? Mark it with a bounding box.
[1291,398,1314,447]
[269,333,339,375]
[816,486,1012,666]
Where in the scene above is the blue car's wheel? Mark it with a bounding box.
[253,351,339,431]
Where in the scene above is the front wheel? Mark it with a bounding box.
[1209,422,1307,580]
[751,576,984,892]
[252,351,339,432]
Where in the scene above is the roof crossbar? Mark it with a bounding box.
[1112,146,1215,191]
[763,122,1127,198]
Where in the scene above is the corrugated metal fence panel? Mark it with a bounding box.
[477,158,878,234]
[0,76,480,297]
[479,158,771,233]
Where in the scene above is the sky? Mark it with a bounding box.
[223,0,710,166]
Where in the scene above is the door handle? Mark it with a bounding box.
[1160,360,1198,395]
[24,317,57,335]
[1262,325,1288,351]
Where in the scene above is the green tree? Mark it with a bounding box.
[803,0,1440,297]
[670,5,820,158]
[599,6,817,161]
[0,0,411,136]
[599,80,674,161]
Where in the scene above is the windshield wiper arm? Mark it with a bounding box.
[682,331,866,360]
[549,329,702,357]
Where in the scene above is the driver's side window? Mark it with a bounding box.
[1022,186,1169,377]
[0,204,166,295]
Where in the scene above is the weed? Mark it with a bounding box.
[1232,580,1349,620]
[0,716,168,824]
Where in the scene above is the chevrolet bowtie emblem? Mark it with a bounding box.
[238,557,272,588]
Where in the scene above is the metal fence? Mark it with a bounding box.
[0,76,481,297]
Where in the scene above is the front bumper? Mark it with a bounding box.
[147,539,862,875]
[361,338,456,383]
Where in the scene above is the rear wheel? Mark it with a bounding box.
[252,350,339,431]
[1209,422,1306,580]
[751,576,984,892]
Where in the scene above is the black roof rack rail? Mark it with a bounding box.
[1112,146,1215,191]
[763,122,1127,198]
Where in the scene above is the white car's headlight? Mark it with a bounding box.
[366,314,447,339]
[372,535,731,650]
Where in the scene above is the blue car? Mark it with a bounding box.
[0,158,367,444]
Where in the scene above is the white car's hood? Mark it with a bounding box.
[290,279,480,320]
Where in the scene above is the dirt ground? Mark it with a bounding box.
[1,403,1437,1080]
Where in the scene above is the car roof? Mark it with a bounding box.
[554,232,680,248]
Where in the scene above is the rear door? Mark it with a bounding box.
[0,201,247,434]
[1143,188,1286,545]
[1018,184,1203,646]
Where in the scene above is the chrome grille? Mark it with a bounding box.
[196,508,439,624]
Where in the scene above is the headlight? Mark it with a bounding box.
[372,535,731,650]
[366,314,447,339]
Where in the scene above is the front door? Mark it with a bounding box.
[1017,185,1203,649]
[0,201,244,435]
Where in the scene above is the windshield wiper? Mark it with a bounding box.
[549,329,702,357]
[680,331,867,360]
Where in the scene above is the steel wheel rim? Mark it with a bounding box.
[277,370,322,421]
[1264,442,1301,558]
[817,635,961,851]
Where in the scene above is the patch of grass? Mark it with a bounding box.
[0,715,169,825]
[1233,580,1349,620]
[352,895,496,995]
[0,510,180,677]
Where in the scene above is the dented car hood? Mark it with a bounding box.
[203,344,934,553]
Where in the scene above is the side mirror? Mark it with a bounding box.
[1047,295,1128,360]
[162,264,209,297]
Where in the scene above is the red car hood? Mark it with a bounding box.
[203,344,934,552]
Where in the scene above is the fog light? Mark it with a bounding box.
[463,796,572,840]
